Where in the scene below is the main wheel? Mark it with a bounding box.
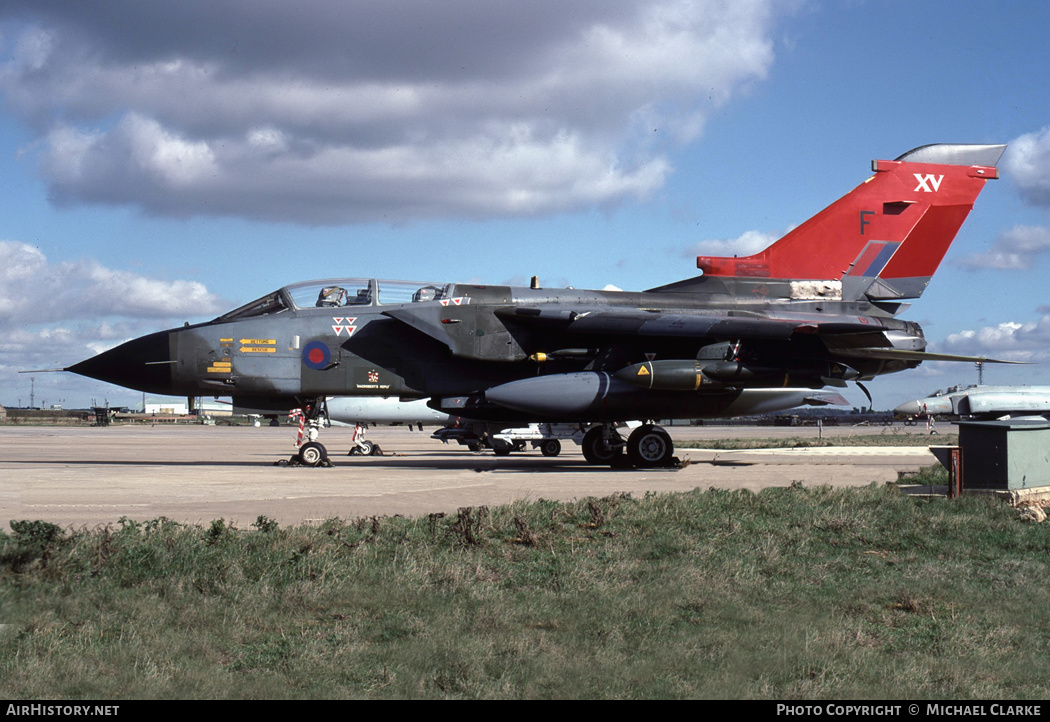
[581,427,623,465]
[626,425,674,468]
[298,441,328,466]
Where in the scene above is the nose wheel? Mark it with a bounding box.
[298,441,329,466]
[537,438,562,457]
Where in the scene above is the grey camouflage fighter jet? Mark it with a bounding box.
[67,143,1009,467]
[895,385,1050,421]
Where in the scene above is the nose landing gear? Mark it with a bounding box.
[297,440,329,466]
[277,397,334,467]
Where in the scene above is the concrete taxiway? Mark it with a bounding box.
[1,424,939,530]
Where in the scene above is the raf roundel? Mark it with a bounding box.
[302,340,331,370]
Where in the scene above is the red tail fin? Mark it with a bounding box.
[694,144,1004,301]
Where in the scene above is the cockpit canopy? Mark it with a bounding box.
[213,278,452,322]
[924,384,977,398]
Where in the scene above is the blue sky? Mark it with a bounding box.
[3,0,1050,411]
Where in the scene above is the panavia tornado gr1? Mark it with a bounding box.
[68,143,1008,467]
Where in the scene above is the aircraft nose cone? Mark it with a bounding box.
[67,330,177,395]
[893,399,923,417]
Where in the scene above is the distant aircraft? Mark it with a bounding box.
[65,143,1010,467]
[895,385,1050,421]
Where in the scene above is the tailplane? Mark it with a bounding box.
[684,143,1004,304]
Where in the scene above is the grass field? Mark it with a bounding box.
[3,477,1050,699]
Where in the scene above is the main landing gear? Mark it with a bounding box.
[581,423,678,469]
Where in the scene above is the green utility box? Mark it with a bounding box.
[957,419,1050,491]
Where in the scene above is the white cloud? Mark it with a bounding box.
[682,228,783,259]
[0,0,787,224]
[955,225,1050,270]
[11,26,53,71]
[0,241,225,325]
[939,312,1050,362]
[41,114,219,208]
[0,240,227,405]
[1004,127,1050,209]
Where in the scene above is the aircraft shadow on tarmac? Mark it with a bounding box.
[11,452,693,472]
[316,455,691,472]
